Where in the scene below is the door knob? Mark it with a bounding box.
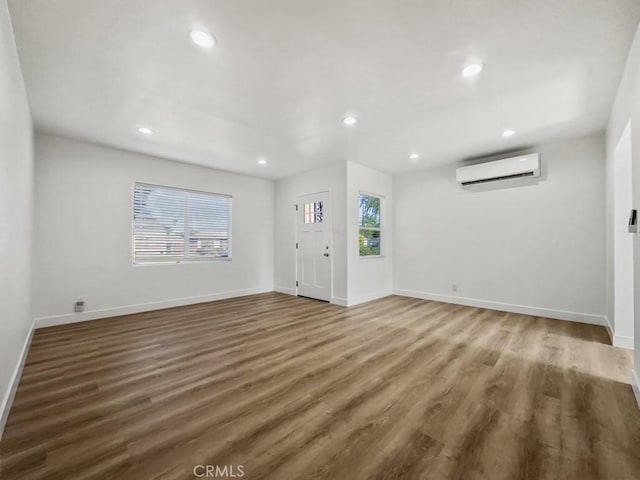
[323,253,330,257]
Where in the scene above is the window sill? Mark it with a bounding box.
[359,255,385,259]
[133,258,232,266]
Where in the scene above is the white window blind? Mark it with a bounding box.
[133,183,231,264]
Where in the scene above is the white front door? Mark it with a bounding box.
[297,192,331,302]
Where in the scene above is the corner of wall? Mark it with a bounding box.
[0,0,35,440]
[0,321,35,439]
[631,370,640,410]
[604,315,614,344]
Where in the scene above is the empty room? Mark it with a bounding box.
[2,1,640,479]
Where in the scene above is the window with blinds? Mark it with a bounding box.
[133,183,231,264]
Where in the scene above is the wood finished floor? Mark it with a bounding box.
[1,293,640,480]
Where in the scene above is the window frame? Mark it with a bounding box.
[132,182,233,266]
[358,191,383,258]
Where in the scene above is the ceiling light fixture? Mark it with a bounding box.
[342,116,357,126]
[190,30,216,48]
[257,157,267,165]
[409,153,420,160]
[462,63,483,77]
[137,126,154,135]
[501,129,516,137]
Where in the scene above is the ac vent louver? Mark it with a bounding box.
[460,171,535,186]
[456,153,540,188]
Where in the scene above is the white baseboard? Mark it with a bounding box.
[274,286,296,296]
[276,285,348,307]
[34,287,273,328]
[393,289,606,326]
[604,316,614,344]
[631,371,640,411]
[347,291,393,307]
[613,334,635,350]
[275,287,390,307]
[331,296,348,307]
[276,286,348,307]
[0,320,35,440]
[603,316,633,348]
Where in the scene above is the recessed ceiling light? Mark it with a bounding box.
[502,129,516,137]
[409,153,420,160]
[462,63,483,77]
[257,157,267,165]
[137,126,154,135]
[190,30,216,48]
[342,116,357,126]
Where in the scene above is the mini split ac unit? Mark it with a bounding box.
[456,153,540,187]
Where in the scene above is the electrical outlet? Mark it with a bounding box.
[74,298,85,313]
[451,284,458,292]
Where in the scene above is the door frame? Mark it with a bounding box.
[294,189,333,302]
[613,120,634,348]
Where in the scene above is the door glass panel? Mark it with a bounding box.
[304,201,323,224]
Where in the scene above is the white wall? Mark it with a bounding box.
[274,162,347,304]
[393,134,606,324]
[606,23,640,400]
[347,161,393,305]
[0,0,33,435]
[33,133,274,325]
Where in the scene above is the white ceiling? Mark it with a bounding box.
[8,0,640,179]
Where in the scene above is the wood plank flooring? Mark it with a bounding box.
[1,293,639,479]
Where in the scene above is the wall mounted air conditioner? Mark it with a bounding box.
[456,153,540,187]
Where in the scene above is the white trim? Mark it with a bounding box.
[34,287,272,328]
[393,289,606,326]
[132,257,232,267]
[604,316,614,344]
[0,320,35,440]
[292,202,299,298]
[631,370,640,411]
[358,189,386,199]
[603,316,633,349]
[331,296,348,307]
[274,286,296,296]
[613,334,635,349]
[347,291,392,307]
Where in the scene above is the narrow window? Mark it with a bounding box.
[358,193,381,256]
